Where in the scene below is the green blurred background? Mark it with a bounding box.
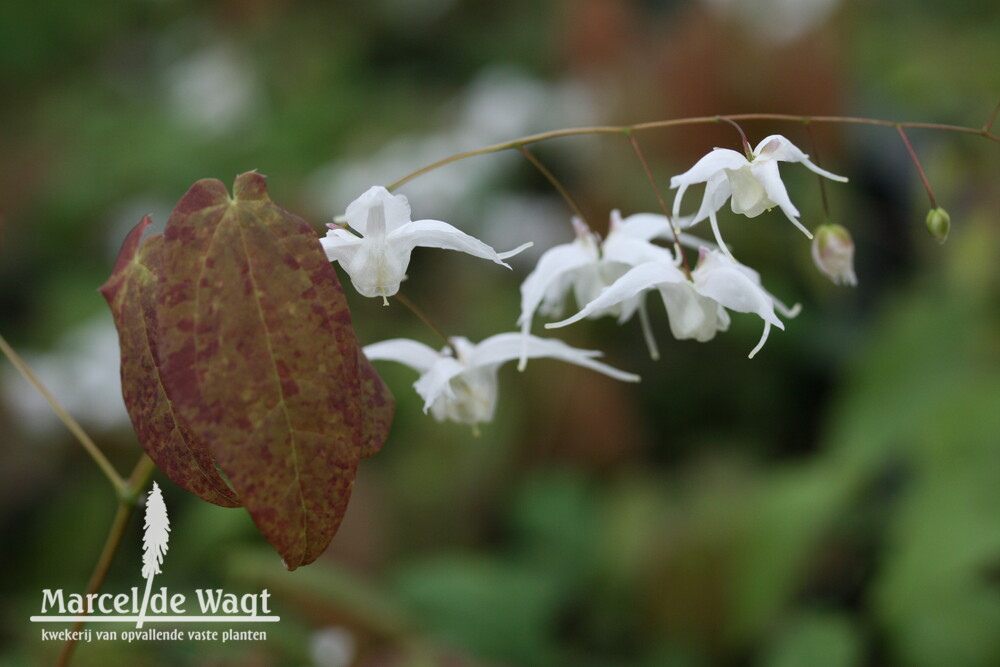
[2,1,1000,665]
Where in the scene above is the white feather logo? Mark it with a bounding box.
[136,482,170,628]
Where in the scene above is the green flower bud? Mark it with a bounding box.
[811,223,857,287]
[925,207,950,244]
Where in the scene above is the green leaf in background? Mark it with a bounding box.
[762,611,862,667]
[391,555,562,667]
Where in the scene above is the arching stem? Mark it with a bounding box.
[386,113,999,192]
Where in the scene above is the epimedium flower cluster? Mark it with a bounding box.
[322,134,856,428]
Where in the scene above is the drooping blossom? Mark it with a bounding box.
[322,186,530,303]
[364,333,639,430]
[548,248,800,358]
[670,135,847,261]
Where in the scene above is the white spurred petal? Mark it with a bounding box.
[547,261,687,330]
[669,148,749,189]
[344,186,412,235]
[612,210,663,241]
[693,252,782,325]
[601,233,674,267]
[389,219,527,267]
[518,242,597,327]
[517,240,598,369]
[694,171,734,224]
[320,229,363,266]
[472,333,639,383]
[672,155,740,227]
[363,338,441,374]
[754,134,848,183]
[749,159,813,237]
[617,212,712,247]
[692,252,784,358]
[413,356,466,413]
[707,210,735,263]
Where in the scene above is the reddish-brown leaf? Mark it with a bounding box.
[100,217,241,508]
[154,172,393,569]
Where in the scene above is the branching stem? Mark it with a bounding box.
[387,112,999,191]
[54,455,155,667]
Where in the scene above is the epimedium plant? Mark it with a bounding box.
[2,107,998,667]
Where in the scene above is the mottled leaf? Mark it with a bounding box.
[100,216,241,508]
[154,172,393,569]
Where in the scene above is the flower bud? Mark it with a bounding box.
[925,207,950,244]
[811,223,857,286]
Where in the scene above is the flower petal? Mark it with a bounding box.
[601,233,675,267]
[320,228,363,266]
[413,356,466,413]
[657,282,725,342]
[389,220,526,267]
[546,261,687,329]
[344,186,413,235]
[474,333,640,383]
[695,171,734,223]
[750,159,813,238]
[707,210,736,263]
[754,135,848,182]
[669,148,749,189]
[519,242,596,325]
[692,254,784,357]
[517,240,598,369]
[363,338,441,374]
[693,252,781,322]
[614,210,670,241]
[616,212,709,247]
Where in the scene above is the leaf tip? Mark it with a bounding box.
[233,171,270,202]
[99,215,154,304]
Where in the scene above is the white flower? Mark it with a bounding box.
[547,248,800,358]
[321,186,531,303]
[670,134,847,261]
[364,333,639,429]
[517,210,707,368]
